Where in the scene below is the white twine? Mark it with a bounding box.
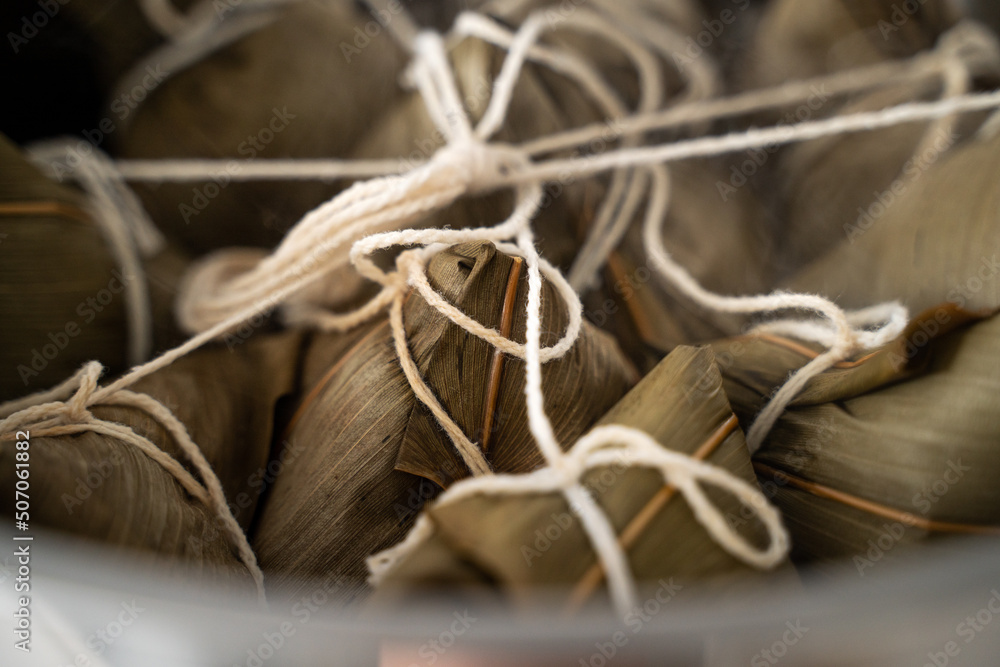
[6,5,1000,617]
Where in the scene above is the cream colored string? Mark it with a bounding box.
[502,88,1000,184]
[913,28,974,159]
[564,19,991,297]
[447,8,656,298]
[454,9,660,297]
[636,163,900,452]
[140,16,1000,336]
[520,20,1000,157]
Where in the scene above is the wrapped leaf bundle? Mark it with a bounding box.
[773,63,998,267]
[741,0,997,267]
[60,0,173,92]
[0,134,187,402]
[725,120,1000,570]
[252,242,636,604]
[372,345,794,610]
[133,0,710,321]
[773,81,953,266]
[115,0,407,253]
[788,125,1000,313]
[711,308,1000,573]
[743,0,957,90]
[0,333,302,595]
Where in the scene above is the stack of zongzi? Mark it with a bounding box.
[4,0,1000,626]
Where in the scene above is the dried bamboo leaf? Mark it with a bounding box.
[711,310,1000,573]
[252,242,635,604]
[372,346,794,609]
[0,333,303,593]
[0,134,187,402]
[117,0,407,254]
[60,0,166,90]
[743,0,955,91]
[838,0,959,56]
[777,82,943,265]
[743,0,990,267]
